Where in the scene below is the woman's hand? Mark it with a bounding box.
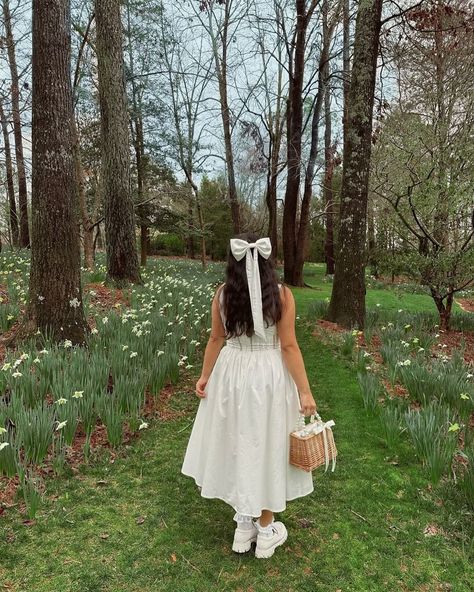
[195,375,208,398]
[299,391,317,416]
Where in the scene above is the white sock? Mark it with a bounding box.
[255,517,274,535]
[233,512,255,530]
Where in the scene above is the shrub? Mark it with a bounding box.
[150,233,186,256]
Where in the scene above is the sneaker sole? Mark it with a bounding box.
[232,536,257,553]
[254,530,288,559]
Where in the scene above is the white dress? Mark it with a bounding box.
[181,283,314,517]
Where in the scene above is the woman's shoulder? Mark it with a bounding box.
[278,282,292,306]
[215,282,225,300]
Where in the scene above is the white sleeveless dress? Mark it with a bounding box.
[181,283,314,517]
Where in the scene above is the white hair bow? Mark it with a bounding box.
[229,237,272,339]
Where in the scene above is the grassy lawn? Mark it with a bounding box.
[302,262,465,315]
[1,281,472,591]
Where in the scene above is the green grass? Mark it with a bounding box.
[1,285,472,591]
[303,262,465,314]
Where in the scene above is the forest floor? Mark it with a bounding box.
[1,281,473,592]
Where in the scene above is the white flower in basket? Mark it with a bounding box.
[290,411,337,473]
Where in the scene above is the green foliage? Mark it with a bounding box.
[340,332,356,359]
[379,401,406,450]
[357,371,382,413]
[459,445,474,510]
[149,232,186,256]
[14,401,54,465]
[403,400,458,485]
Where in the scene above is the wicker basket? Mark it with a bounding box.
[289,411,337,473]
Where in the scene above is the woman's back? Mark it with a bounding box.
[218,283,282,350]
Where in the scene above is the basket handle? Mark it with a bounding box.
[299,411,322,423]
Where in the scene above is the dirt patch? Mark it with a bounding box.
[436,330,474,365]
[84,283,131,310]
[381,378,410,400]
[456,298,474,313]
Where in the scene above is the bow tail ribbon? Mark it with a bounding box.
[246,247,265,339]
[229,237,272,339]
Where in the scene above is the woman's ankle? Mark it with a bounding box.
[258,513,274,528]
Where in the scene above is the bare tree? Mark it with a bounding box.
[95,0,141,285]
[25,0,89,344]
[326,0,383,328]
[159,10,212,269]
[282,0,341,285]
[189,0,246,234]
[371,0,474,330]
[2,0,30,247]
[0,93,19,246]
[72,9,96,269]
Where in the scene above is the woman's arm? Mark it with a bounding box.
[195,284,226,398]
[277,286,317,416]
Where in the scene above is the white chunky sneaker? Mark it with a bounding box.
[231,513,258,553]
[254,519,288,559]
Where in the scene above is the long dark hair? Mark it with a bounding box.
[220,231,283,338]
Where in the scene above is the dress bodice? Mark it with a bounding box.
[218,283,282,350]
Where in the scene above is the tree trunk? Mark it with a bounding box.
[72,116,95,269]
[431,289,453,332]
[192,187,206,269]
[3,0,30,248]
[265,174,278,260]
[265,112,282,260]
[187,200,195,259]
[282,0,308,284]
[215,1,240,234]
[367,194,377,276]
[95,0,141,286]
[0,97,19,247]
[323,8,335,275]
[133,115,147,267]
[326,0,383,329]
[342,0,351,143]
[26,0,89,344]
[294,0,338,287]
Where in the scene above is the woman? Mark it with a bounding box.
[181,231,317,559]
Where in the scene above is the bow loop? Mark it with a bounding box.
[229,237,272,338]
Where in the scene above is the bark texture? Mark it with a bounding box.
[95,0,141,285]
[3,0,30,247]
[0,97,19,246]
[28,0,89,344]
[326,0,383,328]
[282,0,307,285]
